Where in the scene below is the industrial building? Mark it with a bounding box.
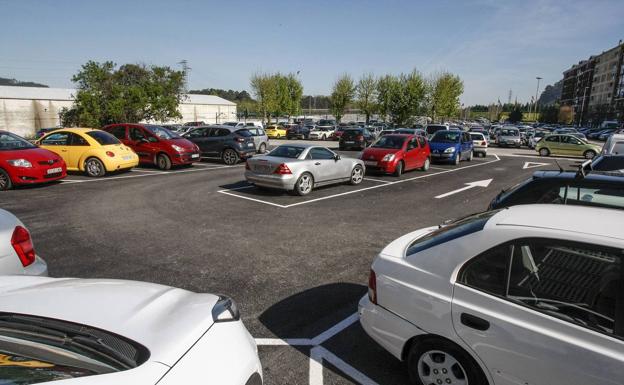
[0,86,237,138]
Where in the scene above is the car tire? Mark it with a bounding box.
[276,134,281,139]
[420,157,430,171]
[258,143,267,154]
[407,338,488,385]
[0,168,13,191]
[222,149,239,165]
[84,157,106,177]
[539,148,550,157]
[467,151,473,162]
[584,150,596,160]
[394,161,404,177]
[350,165,364,185]
[294,172,314,196]
[156,153,172,170]
[321,134,326,140]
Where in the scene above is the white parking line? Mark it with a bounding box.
[60,164,242,184]
[256,312,379,385]
[362,177,391,184]
[130,169,167,174]
[220,156,500,209]
[494,153,581,161]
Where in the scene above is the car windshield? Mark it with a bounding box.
[426,125,447,135]
[372,135,406,149]
[268,145,305,158]
[318,120,334,126]
[144,125,180,139]
[501,129,519,136]
[224,122,239,127]
[0,132,37,150]
[395,129,414,134]
[406,210,500,256]
[86,131,120,145]
[431,131,460,143]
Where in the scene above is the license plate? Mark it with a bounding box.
[247,143,254,147]
[122,155,133,160]
[191,153,199,159]
[254,165,272,173]
[345,141,354,144]
[364,160,377,166]
[47,167,62,174]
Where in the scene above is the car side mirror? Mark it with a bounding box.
[334,154,341,161]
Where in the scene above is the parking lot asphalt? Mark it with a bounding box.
[1,143,584,385]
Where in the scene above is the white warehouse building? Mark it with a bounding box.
[0,86,237,138]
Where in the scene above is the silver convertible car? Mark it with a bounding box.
[245,144,365,195]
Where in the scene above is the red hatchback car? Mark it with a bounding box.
[360,134,430,176]
[103,124,200,170]
[0,130,66,190]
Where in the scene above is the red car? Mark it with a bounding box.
[0,130,67,190]
[103,124,200,170]
[360,134,430,176]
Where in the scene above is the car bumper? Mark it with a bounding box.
[340,140,365,149]
[363,160,396,173]
[358,295,424,361]
[103,159,139,171]
[172,152,201,165]
[430,152,455,160]
[10,167,67,185]
[24,255,48,276]
[245,171,297,190]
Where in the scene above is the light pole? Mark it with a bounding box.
[534,77,542,122]
[579,86,589,127]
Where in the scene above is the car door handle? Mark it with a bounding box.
[314,162,321,165]
[460,313,490,331]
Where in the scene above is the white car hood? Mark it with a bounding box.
[0,276,219,366]
[379,226,438,258]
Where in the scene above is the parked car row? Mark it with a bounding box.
[360,158,624,384]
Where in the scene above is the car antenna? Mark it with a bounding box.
[554,159,564,173]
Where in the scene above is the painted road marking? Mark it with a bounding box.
[435,178,493,199]
[522,161,550,169]
[256,313,378,385]
[362,177,392,184]
[219,155,501,208]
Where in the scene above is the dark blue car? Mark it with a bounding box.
[429,130,474,165]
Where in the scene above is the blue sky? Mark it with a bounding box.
[1,0,623,105]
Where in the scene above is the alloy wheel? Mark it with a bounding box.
[223,149,238,165]
[0,171,9,190]
[417,350,468,385]
[298,174,312,194]
[86,159,102,177]
[351,166,363,184]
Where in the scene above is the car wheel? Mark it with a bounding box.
[294,172,314,196]
[321,134,326,140]
[350,165,364,185]
[276,134,281,139]
[222,149,239,165]
[394,161,404,177]
[584,150,596,159]
[539,148,550,157]
[454,153,461,165]
[467,151,473,162]
[156,153,172,170]
[407,338,488,385]
[258,143,267,154]
[420,157,430,171]
[0,168,12,191]
[85,157,106,177]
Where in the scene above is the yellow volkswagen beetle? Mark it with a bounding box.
[37,128,139,177]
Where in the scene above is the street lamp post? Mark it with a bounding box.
[579,86,589,127]
[534,77,542,123]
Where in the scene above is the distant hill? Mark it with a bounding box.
[189,88,253,102]
[538,80,562,106]
[0,77,49,88]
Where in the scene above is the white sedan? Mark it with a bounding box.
[0,276,262,385]
[360,204,624,385]
[0,208,47,276]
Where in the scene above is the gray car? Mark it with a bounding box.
[246,127,269,154]
[497,127,522,147]
[245,144,365,195]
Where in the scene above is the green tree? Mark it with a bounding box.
[62,61,184,127]
[285,73,303,118]
[384,70,427,126]
[430,72,464,122]
[508,107,523,123]
[250,72,278,124]
[376,75,394,122]
[356,73,377,123]
[330,74,355,123]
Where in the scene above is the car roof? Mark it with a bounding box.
[487,204,624,241]
[531,170,624,182]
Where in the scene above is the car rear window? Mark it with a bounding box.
[431,130,461,142]
[234,129,253,137]
[86,131,120,145]
[470,133,485,141]
[268,145,305,158]
[406,211,500,257]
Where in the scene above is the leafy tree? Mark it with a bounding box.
[250,72,279,124]
[539,104,560,124]
[377,70,426,126]
[508,107,523,123]
[356,73,377,124]
[250,72,303,123]
[61,61,184,127]
[429,72,464,122]
[375,75,394,122]
[330,74,355,123]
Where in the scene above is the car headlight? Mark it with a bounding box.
[8,159,32,168]
[444,147,456,153]
[212,295,240,322]
[171,144,185,152]
[382,153,395,162]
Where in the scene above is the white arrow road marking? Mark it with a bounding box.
[256,312,379,385]
[435,179,493,199]
[522,161,550,169]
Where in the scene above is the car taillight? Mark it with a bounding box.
[106,151,115,157]
[368,269,377,305]
[245,161,250,170]
[481,141,486,145]
[273,163,292,175]
[235,137,245,143]
[357,135,364,141]
[11,226,35,267]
